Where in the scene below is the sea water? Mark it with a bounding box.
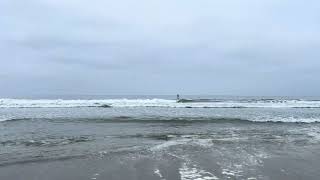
[1,95,320,179]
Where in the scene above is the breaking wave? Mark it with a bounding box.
[1,98,320,108]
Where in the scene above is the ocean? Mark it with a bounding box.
[1,95,320,180]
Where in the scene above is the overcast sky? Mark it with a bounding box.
[0,0,320,97]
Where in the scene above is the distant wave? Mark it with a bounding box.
[1,98,320,108]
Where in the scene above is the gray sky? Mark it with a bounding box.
[1,0,320,97]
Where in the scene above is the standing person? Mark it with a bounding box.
[177,94,180,101]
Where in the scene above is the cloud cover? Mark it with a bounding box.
[0,0,320,96]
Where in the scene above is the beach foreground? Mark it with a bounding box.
[1,143,320,180]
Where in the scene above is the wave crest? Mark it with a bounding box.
[1,98,320,108]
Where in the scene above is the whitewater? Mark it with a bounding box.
[1,97,320,123]
[1,98,320,108]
